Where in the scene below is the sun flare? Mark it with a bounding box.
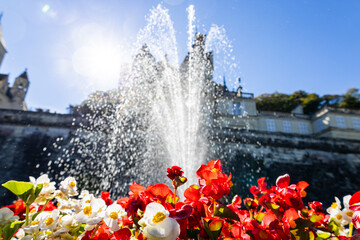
[71,24,131,89]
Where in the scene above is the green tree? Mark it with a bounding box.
[339,88,360,109]
[301,93,321,114]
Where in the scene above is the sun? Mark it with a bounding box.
[71,24,131,90]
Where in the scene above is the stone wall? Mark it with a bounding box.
[0,109,359,207]
[210,128,360,206]
[0,109,81,205]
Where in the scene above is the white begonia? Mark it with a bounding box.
[54,228,70,237]
[59,214,74,227]
[80,193,95,206]
[29,174,56,204]
[57,198,81,214]
[84,224,96,231]
[341,195,354,223]
[138,202,180,240]
[0,208,19,226]
[60,177,78,196]
[104,203,127,231]
[24,217,41,234]
[327,197,346,225]
[79,190,90,199]
[75,196,106,225]
[15,228,25,239]
[13,229,32,240]
[37,209,60,231]
[55,190,69,201]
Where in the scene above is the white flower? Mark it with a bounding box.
[79,190,90,199]
[60,177,78,196]
[54,228,70,237]
[0,208,19,226]
[59,214,74,227]
[341,195,354,223]
[138,202,180,240]
[80,193,95,206]
[57,198,81,214]
[75,196,106,225]
[14,228,25,239]
[30,174,56,204]
[104,204,127,231]
[84,224,96,231]
[327,197,345,225]
[37,209,60,231]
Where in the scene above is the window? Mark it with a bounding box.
[228,101,242,116]
[234,102,241,115]
[298,122,308,134]
[317,119,324,132]
[283,121,292,133]
[335,116,346,129]
[266,119,276,132]
[228,101,233,115]
[352,117,360,130]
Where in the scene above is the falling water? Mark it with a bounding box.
[48,4,246,197]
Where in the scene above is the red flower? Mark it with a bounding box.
[2,200,27,219]
[276,174,290,188]
[101,192,113,206]
[114,228,131,240]
[349,190,360,211]
[196,160,232,200]
[250,177,268,196]
[167,166,184,180]
[38,201,57,211]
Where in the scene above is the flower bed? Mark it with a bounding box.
[1,160,360,240]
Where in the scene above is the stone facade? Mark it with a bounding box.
[0,109,81,204]
[213,87,360,141]
[0,15,29,111]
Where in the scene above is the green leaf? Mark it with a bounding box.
[202,218,222,240]
[316,231,331,239]
[2,181,34,203]
[327,219,340,236]
[2,221,24,240]
[310,214,323,223]
[214,204,240,221]
[295,218,314,229]
[27,184,43,205]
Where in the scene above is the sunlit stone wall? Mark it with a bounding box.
[0,109,80,204]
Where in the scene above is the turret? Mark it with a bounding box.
[0,73,9,94]
[10,70,29,110]
[0,13,7,68]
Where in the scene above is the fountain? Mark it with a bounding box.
[47,4,245,197]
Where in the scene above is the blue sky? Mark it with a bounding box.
[0,0,359,113]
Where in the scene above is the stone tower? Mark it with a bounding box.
[0,14,29,111]
[0,13,6,68]
[9,71,29,109]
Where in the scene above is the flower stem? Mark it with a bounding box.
[173,186,178,204]
[40,199,50,212]
[349,222,353,237]
[25,204,30,225]
[213,198,216,213]
[90,222,102,239]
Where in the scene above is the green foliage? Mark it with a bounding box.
[2,181,34,203]
[339,88,360,109]
[2,181,43,205]
[2,221,24,240]
[214,204,240,221]
[202,219,222,240]
[256,88,360,114]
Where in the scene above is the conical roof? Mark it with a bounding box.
[18,70,28,79]
[0,13,6,49]
[0,73,8,81]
